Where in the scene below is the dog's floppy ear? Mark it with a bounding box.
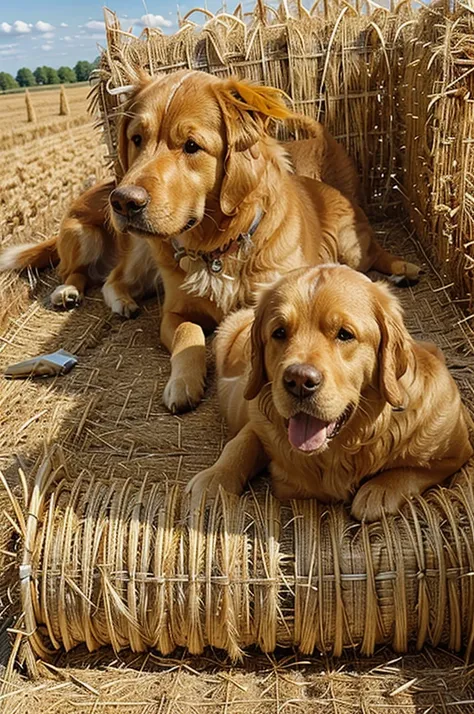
[216,78,293,151]
[244,290,273,401]
[374,282,411,409]
[215,79,293,215]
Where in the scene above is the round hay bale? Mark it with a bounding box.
[9,452,474,661]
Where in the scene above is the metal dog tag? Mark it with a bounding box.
[209,258,223,274]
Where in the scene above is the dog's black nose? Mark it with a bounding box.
[283,363,323,398]
[110,186,149,218]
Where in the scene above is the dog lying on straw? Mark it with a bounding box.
[0,70,419,414]
[187,265,472,521]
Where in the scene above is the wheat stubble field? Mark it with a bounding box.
[0,84,107,261]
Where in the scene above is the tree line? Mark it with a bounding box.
[0,59,100,91]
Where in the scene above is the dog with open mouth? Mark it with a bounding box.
[187,264,472,521]
[0,70,419,414]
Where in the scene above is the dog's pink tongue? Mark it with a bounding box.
[288,413,328,452]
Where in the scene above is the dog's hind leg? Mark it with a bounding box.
[335,211,421,285]
[52,218,107,309]
[368,239,421,285]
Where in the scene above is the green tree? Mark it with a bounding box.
[15,67,36,87]
[0,72,19,91]
[74,60,93,81]
[34,66,48,85]
[57,66,76,83]
[45,67,60,85]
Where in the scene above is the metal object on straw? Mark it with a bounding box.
[5,350,78,380]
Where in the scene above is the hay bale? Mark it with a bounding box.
[94,4,407,213]
[25,90,36,123]
[6,447,474,661]
[58,85,70,116]
[397,7,474,310]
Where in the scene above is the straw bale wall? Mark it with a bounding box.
[397,6,474,309]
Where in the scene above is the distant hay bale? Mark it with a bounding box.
[59,84,70,116]
[25,89,36,123]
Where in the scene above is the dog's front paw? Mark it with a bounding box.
[186,467,241,512]
[186,468,224,511]
[51,284,82,309]
[102,283,139,319]
[163,374,205,414]
[351,478,406,522]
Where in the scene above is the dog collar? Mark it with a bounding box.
[172,207,264,275]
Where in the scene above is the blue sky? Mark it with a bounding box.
[0,1,227,76]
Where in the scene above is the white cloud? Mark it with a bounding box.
[41,43,52,51]
[42,31,54,39]
[60,22,68,27]
[0,46,20,55]
[119,17,139,27]
[0,20,32,35]
[63,35,72,41]
[35,21,55,32]
[89,33,106,40]
[139,13,172,28]
[84,20,105,31]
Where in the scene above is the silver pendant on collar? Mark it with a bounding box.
[209,258,223,274]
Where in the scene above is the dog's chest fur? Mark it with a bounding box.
[180,257,246,314]
[179,253,280,314]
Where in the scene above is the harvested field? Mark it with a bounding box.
[0,85,93,151]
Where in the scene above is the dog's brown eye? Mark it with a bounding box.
[337,327,355,342]
[131,134,142,148]
[184,139,200,154]
[272,327,286,340]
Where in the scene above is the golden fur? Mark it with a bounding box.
[187,265,472,521]
[281,132,361,204]
[0,70,419,414]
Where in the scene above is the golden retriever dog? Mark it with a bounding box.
[0,70,419,414]
[187,265,472,521]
